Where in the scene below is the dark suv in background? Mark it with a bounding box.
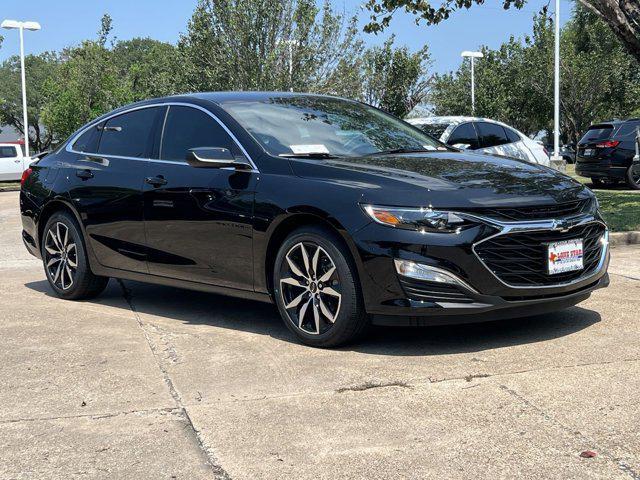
[576,119,640,189]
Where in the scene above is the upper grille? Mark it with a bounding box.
[474,223,605,287]
[399,277,475,304]
[468,199,589,222]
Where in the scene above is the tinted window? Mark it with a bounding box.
[417,123,450,139]
[614,121,640,138]
[73,123,103,153]
[580,125,614,143]
[447,123,479,150]
[98,107,160,158]
[0,146,18,158]
[476,122,509,148]
[504,127,521,143]
[160,106,237,161]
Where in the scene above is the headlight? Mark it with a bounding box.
[362,205,477,233]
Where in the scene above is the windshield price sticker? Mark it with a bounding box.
[290,144,330,154]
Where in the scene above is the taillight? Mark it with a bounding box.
[20,168,33,186]
[596,140,620,148]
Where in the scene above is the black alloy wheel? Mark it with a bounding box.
[42,212,109,300]
[273,226,367,347]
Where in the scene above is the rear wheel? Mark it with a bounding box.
[273,226,367,347]
[42,211,109,300]
[625,166,640,190]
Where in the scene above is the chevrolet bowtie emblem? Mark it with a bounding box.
[551,219,571,232]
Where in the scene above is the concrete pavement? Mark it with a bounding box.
[1,191,638,479]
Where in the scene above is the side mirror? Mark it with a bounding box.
[452,143,471,150]
[186,147,250,169]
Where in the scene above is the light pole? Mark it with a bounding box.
[461,51,483,115]
[550,0,564,169]
[1,19,41,159]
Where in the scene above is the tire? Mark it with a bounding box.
[273,225,368,348]
[41,211,109,300]
[625,166,640,190]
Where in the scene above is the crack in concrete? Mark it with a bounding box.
[117,279,231,480]
[336,380,411,393]
[0,407,179,425]
[500,385,640,480]
[610,272,640,282]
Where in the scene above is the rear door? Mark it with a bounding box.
[67,106,164,273]
[0,145,22,180]
[143,104,257,290]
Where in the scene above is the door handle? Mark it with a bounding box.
[145,175,167,187]
[76,169,94,180]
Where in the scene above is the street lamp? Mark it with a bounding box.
[1,19,41,159]
[461,51,483,115]
[550,0,564,169]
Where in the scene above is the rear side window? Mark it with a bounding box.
[73,123,103,153]
[580,125,614,143]
[447,123,479,149]
[0,146,17,158]
[614,121,640,138]
[160,106,237,161]
[476,122,509,148]
[417,123,450,139]
[98,107,160,158]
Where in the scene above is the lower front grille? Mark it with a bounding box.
[399,277,475,304]
[474,222,606,287]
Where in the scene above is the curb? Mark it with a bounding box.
[610,231,640,248]
[0,185,20,193]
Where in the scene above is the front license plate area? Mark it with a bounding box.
[547,239,584,275]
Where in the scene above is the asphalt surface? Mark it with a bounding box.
[1,190,639,480]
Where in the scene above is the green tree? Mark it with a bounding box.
[429,7,640,143]
[42,14,129,141]
[112,38,183,101]
[362,36,432,117]
[179,0,363,96]
[363,0,640,65]
[0,52,59,152]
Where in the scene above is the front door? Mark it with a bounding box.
[143,105,257,290]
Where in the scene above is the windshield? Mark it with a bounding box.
[219,95,444,157]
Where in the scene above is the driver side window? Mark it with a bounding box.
[160,106,239,162]
[447,123,479,150]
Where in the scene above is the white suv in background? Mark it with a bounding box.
[408,116,550,166]
[0,143,30,181]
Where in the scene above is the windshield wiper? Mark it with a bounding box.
[278,152,344,159]
[365,148,440,156]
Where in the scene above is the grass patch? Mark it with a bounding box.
[566,164,640,232]
[0,181,20,190]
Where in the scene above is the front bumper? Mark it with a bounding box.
[352,213,610,325]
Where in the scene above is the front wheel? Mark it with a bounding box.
[41,211,109,300]
[625,166,640,190]
[273,226,367,348]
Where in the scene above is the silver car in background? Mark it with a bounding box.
[408,116,550,166]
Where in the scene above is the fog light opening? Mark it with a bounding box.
[393,259,477,293]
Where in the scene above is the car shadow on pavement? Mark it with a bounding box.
[25,279,601,356]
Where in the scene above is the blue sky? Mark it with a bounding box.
[0,0,573,74]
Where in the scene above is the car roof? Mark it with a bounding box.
[407,116,502,126]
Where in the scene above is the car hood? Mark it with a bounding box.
[288,151,590,208]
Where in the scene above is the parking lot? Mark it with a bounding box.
[1,190,639,479]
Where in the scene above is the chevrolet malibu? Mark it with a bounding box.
[20,92,610,347]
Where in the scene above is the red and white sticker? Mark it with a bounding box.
[548,239,584,275]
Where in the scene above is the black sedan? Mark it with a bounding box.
[19,92,610,347]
